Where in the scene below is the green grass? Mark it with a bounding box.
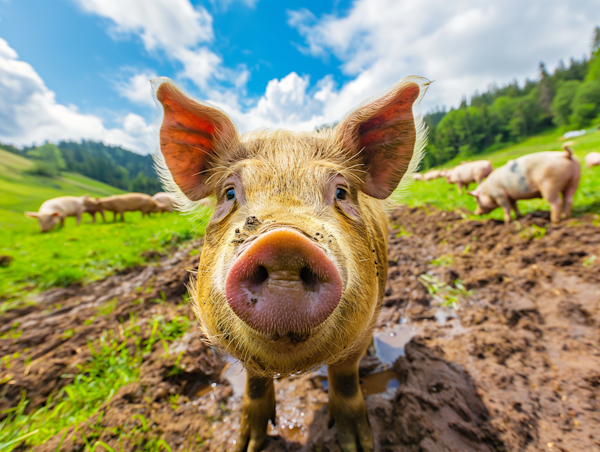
[0,149,204,308]
[403,128,600,219]
[0,315,190,451]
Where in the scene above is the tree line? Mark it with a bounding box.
[422,27,600,170]
[0,140,162,195]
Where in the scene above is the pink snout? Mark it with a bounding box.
[225,229,343,334]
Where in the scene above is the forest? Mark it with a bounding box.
[0,140,162,195]
[421,27,600,169]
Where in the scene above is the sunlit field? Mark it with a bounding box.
[0,149,204,310]
[402,128,600,220]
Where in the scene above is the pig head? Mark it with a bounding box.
[154,76,427,452]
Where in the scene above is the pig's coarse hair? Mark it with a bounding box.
[149,77,429,375]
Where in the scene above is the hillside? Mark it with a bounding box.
[404,128,600,219]
[0,148,199,308]
[1,140,162,195]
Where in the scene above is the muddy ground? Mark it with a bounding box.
[1,206,600,451]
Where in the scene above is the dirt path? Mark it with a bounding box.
[1,207,599,451]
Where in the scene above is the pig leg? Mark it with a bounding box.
[509,199,522,218]
[60,217,65,228]
[541,186,563,223]
[328,341,374,452]
[457,181,463,195]
[90,212,96,223]
[562,170,580,219]
[235,374,275,452]
[494,195,512,224]
[100,211,105,222]
[76,212,81,226]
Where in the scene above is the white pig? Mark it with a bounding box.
[584,151,600,168]
[152,192,175,213]
[25,195,88,232]
[424,169,441,181]
[446,160,492,195]
[469,147,580,223]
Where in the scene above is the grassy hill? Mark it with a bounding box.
[0,149,203,310]
[403,128,600,219]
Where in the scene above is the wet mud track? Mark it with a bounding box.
[1,206,600,451]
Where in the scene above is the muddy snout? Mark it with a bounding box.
[225,229,343,335]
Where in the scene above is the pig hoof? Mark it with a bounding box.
[328,407,374,452]
[235,420,269,452]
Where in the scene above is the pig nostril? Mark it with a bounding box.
[300,266,318,291]
[250,265,269,286]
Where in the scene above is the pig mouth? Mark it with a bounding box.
[225,228,343,336]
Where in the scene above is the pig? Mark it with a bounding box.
[152,192,175,213]
[446,160,492,195]
[83,197,105,222]
[585,151,600,168]
[423,169,441,181]
[153,75,428,452]
[25,195,88,232]
[98,193,164,221]
[469,146,580,224]
[413,172,423,181]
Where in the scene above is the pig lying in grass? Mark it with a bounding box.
[83,197,105,222]
[413,172,423,181]
[25,195,88,232]
[585,151,600,168]
[469,146,580,224]
[446,160,492,195]
[153,76,428,452]
[152,192,175,213]
[98,193,165,221]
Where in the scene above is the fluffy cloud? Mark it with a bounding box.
[115,70,158,106]
[0,38,153,153]
[76,0,213,52]
[74,0,248,94]
[288,0,599,111]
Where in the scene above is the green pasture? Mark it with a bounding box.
[0,149,204,309]
[402,128,600,219]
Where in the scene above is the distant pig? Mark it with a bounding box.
[153,76,428,452]
[469,147,580,223]
[424,169,441,181]
[98,193,164,221]
[585,151,600,168]
[413,172,423,181]
[83,197,105,222]
[446,160,492,195]
[25,195,88,232]
[152,192,174,213]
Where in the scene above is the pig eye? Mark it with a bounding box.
[336,187,347,200]
[225,187,236,201]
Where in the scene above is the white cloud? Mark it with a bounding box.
[115,71,158,106]
[75,0,213,52]
[209,0,259,12]
[288,0,599,112]
[0,38,153,153]
[74,0,248,94]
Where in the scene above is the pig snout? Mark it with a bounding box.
[225,228,342,334]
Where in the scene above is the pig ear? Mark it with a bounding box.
[154,79,239,201]
[467,191,478,198]
[52,212,61,216]
[25,212,38,218]
[337,79,422,199]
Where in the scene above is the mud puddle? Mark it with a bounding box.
[2,206,600,451]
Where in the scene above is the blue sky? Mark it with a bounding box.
[0,0,597,153]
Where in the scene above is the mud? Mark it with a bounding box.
[1,206,600,451]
